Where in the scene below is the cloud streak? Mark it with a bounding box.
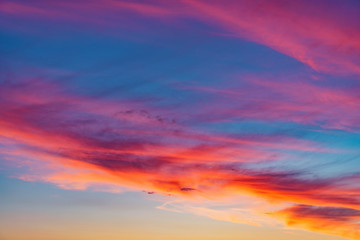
[2,0,360,75]
[185,74,360,131]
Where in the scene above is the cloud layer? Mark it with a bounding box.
[1,1,360,239]
[1,76,359,239]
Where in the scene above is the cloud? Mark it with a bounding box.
[1,74,359,239]
[2,0,360,75]
[271,204,360,239]
[1,1,360,238]
[184,0,360,75]
[185,74,360,131]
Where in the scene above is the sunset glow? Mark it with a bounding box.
[1,1,359,240]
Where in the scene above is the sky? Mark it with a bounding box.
[0,0,359,240]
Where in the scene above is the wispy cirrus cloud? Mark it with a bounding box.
[185,74,360,131]
[184,0,360,75]
[2,0,360,75]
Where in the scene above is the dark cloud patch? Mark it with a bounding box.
[180,187,196,192]
[284,204,360,221]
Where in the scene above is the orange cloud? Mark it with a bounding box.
[270,204,360,239]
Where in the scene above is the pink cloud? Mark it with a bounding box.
[2,0,359,75]
[185,74,360,131]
